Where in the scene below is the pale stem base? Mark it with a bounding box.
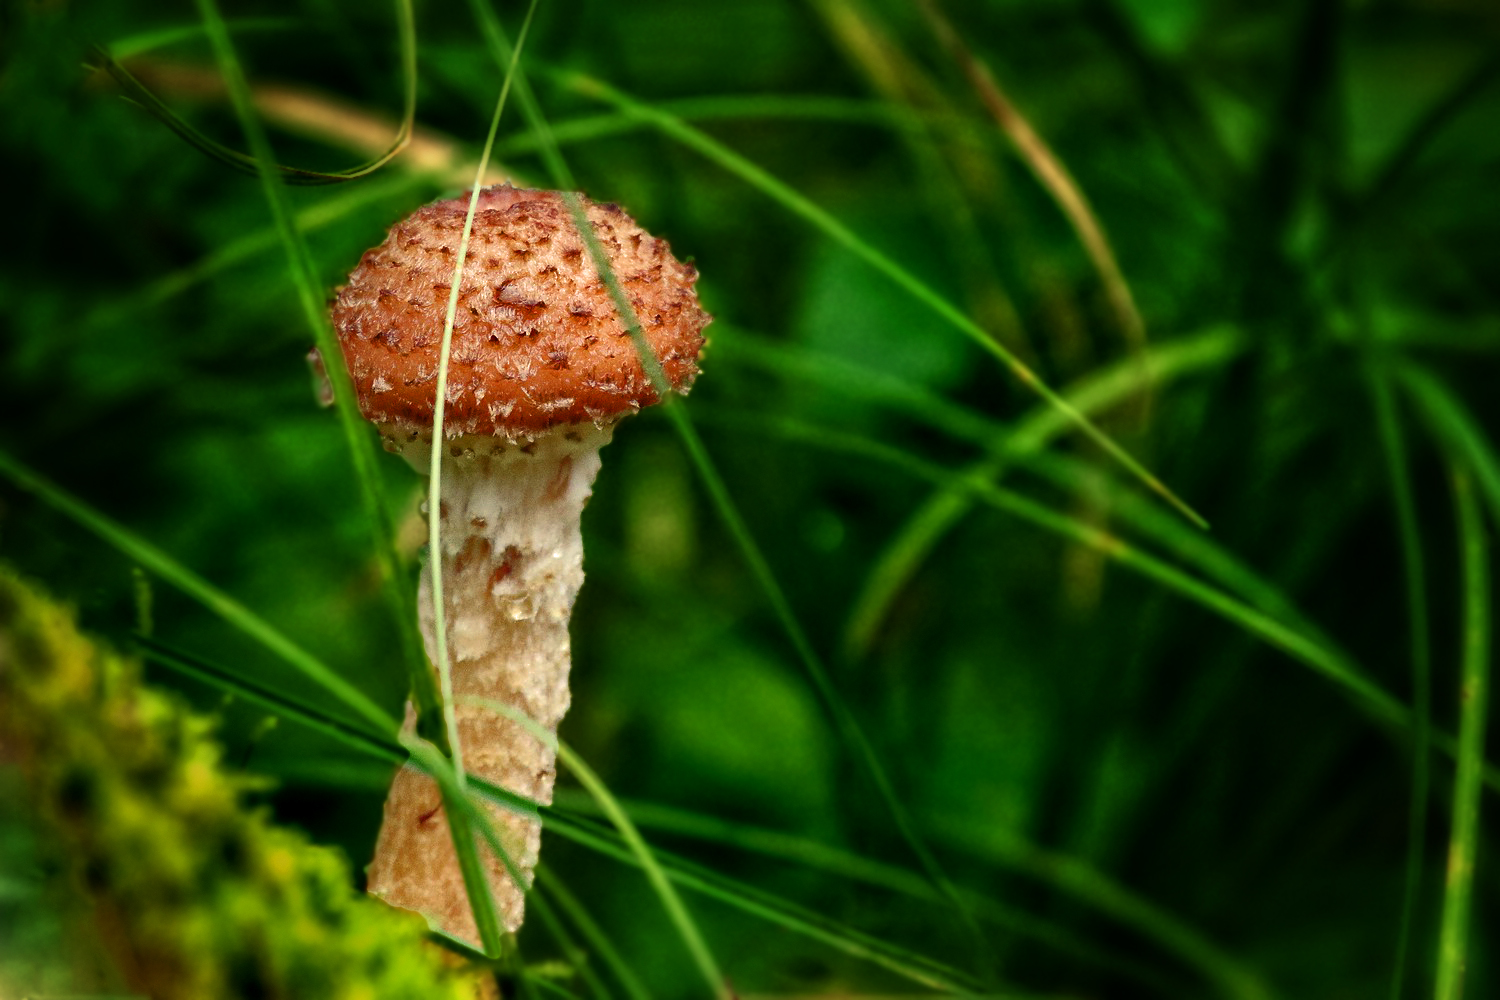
[366,423,614,944]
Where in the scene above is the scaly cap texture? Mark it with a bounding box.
[331,185,709,439]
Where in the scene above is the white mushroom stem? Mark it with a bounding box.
[365,421,616,945]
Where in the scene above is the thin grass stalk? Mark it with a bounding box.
[427,0,539,794]
[186,0,439,745]
[917,0,1148,365]
[403,737,513,958]
[1433,468,1490,1000]
[557,70,1206,530]
[534,868,653,1000]
[1368,364,1432,1000]
[0,448,397,737]
[549,792,1253,998]
[461,6,991,975]
[462,697,728,1000]
[841,325,1246,660]
[535,812,982,994]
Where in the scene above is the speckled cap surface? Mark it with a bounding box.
[331,185,708,439]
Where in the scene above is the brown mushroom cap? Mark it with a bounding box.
[331,185,709,439]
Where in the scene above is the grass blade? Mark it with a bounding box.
[737,413,1411,731]
[555,69,1207,530]
[464,8,994,972]
[0,447,397,737]
[842,325,1246,660]
[1367,363,1432,1000]
[188,0,439,747]
[403,736,512,958]
[426,0,541,791]
[1433,468,1490,1000]
[94,2,418,183]
[534,868,652,1000]
[462,698,729,1000]
[135,635,404,763]
[541,811,983,994]
[549,792,1254,998]
[1398,363,1500,526]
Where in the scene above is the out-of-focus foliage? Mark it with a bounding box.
[0,568,474,998]
[1,0,1497,997]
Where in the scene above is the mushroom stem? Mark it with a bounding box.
[366,421,616,943]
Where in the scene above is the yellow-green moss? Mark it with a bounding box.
[0,568,475,999]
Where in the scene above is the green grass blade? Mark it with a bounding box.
[466,0,577,190]
[943,829,1272,1000]
[460,8,994,969]
[555,69,1207,530]
[134,635,404,763]
[107,17,296,59]
[427,0,541,790]
[96,2,418,183]
[402,736,511,958]
[0,447,397,737]
[665,406,997,969]
[1433,468,1490,1000]
[753,410,1500,795]
[548,792,1250,998]
[1398,363,1500,526]
[541,812,983,994]
[517,872,612,1000]
[534,868,652,1000]
[561,175,994,961]
[90,172,429,325]
[711,323,1007,446]
[743,413,1410,730]
[462,698,728,1000]
[189,0,439,748]
[490,95,941,160]
[842,325,1247,660]
[1368,363,1432,1000]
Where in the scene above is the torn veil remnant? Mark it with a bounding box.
[331,184,709,944]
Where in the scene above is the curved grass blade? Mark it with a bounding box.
[0,447,397,737]
[94,2,417,184]
[188,0,439,748]
[107,18,295,60]
[734,413,1412,733]
[534,868,652,1000]
[1433,468,1490,1000]
[918,0,1148,362]
[403,736,510,958]
[1367,362,1432,1000]
[90,172,429,326]
[462,698,729,1000]
[711,323,1008,446]
[426,0,541,790]
[491,95,945,160]
[548,792,1250,998]
[563,185,997,974]
[843,325,1246,660]
[1398,363,1500,525]
[541,812,983,994]
[468,10,991,972]
[554,69,1207,530]
[740,411,1500,794]
[135,634,404,763]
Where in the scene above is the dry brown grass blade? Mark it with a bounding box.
[806,0,1034,364]
[917,0,1150,389]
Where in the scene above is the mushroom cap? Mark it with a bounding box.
[331,185,709,439]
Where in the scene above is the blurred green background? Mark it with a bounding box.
[2,0,1497,996]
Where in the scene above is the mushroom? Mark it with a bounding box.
[330,184,708,944]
